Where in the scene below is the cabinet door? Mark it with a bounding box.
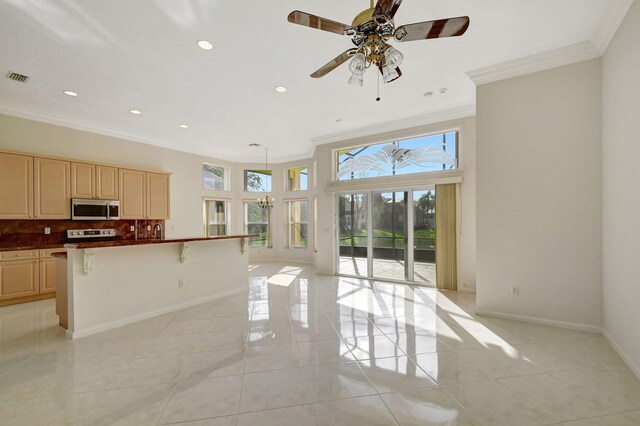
[119,169,146,219]
[0,259,39,300]
[96,165,119,200]
[71,162,95,198]
[0,153,33,219]
[39,258,57,294]
[34,158,71,219]
[147,173,170,219]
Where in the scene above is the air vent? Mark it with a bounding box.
[6,71,29,83]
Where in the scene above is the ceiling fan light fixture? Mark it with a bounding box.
[348,73,364,87]
[384,46,404,69]
[382,65,399,84]
[349,52,367,75]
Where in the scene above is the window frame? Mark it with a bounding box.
[287,199,309,249]
[202,163,230,191]
[333,128,461,182]
[285,166,309,192]
[203,198,230,237]
[244,169,273,193]
[244,201,271,248]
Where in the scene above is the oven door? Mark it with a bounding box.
[71,199,108,220]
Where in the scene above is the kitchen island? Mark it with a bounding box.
[55,235,253,339]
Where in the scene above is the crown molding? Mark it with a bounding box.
[467,0,634,86]
[591,0,634,54]
[311,105,476,146]
[0,105,317,164]
[466,41,601,86]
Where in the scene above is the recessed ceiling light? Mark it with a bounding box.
[129,109,142,115]
[248,143,261,147]
[424,91,434,98]
[179,124,189,129]
[275,86,287,93]
[63,90,78,97]
[439,87,448,94]
[197,40,213,50]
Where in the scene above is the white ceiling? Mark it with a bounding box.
[0,0,613,162]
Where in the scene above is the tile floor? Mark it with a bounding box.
[0,262,639,425]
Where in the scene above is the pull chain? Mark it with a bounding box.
[376,70,381,102]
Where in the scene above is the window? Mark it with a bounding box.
[203,164,228,190]
[244,170,272,192]
[245,201,270,247]
[288,200,308,248]
[313,198,318,252]
[204,199,229,236]
[336,131,458,181]
[287,167,308,191]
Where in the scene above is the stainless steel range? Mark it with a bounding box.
[66,228,116,243]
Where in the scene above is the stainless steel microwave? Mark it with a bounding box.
[71,199,120,220]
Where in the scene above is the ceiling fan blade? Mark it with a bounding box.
[287,10,352,36]
[394,16,470,42]
[311,49,358,78]
[374,0,403,19]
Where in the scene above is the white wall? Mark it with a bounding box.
[602,0,640,375]
[312,116,477,292]
[476,59,603,329]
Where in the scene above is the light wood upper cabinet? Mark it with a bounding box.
[71,162,95,199]
[0,259,40,300]
[147,172,170,219]
[0,153,33,219]
[34,158,71,219]
[119,168,146,219]
[96,165,119,200]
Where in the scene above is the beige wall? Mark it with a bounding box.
[476,59,603,328]
[602,0,640,375]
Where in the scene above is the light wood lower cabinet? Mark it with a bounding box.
[0,259,40,301]
[0,248,65,304]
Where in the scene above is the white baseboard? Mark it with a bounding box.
[475,310,602,333]
[67,288,246,339]
[602,329,640,381]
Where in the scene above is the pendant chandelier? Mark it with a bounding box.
[257,146,275,209]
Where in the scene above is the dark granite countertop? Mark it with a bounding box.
[0,243,67,253]
[63,234,256,250]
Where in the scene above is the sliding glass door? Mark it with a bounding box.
[337,188,436,285]
[338,193,368,276]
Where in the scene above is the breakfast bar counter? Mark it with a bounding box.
[56,235,254,339]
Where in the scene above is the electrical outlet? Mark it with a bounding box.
[178,279,184,288]
[44,227,51,235]
[146,225,151,231]
[511,286,520,296]
[130,226,135,232]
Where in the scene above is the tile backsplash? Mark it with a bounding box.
[0,219,165,247]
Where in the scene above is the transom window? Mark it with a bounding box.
[204,199,229,236]
[244,170,272,192]
[244,201,270,247]
[336,131,458,181]
[203,164,229,191]
[287,167,308,191]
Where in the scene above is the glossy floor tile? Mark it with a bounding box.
[0,262,638,425]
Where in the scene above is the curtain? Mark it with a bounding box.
[435,184,457,291]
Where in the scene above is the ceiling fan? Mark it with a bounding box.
[287,0,470,86]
